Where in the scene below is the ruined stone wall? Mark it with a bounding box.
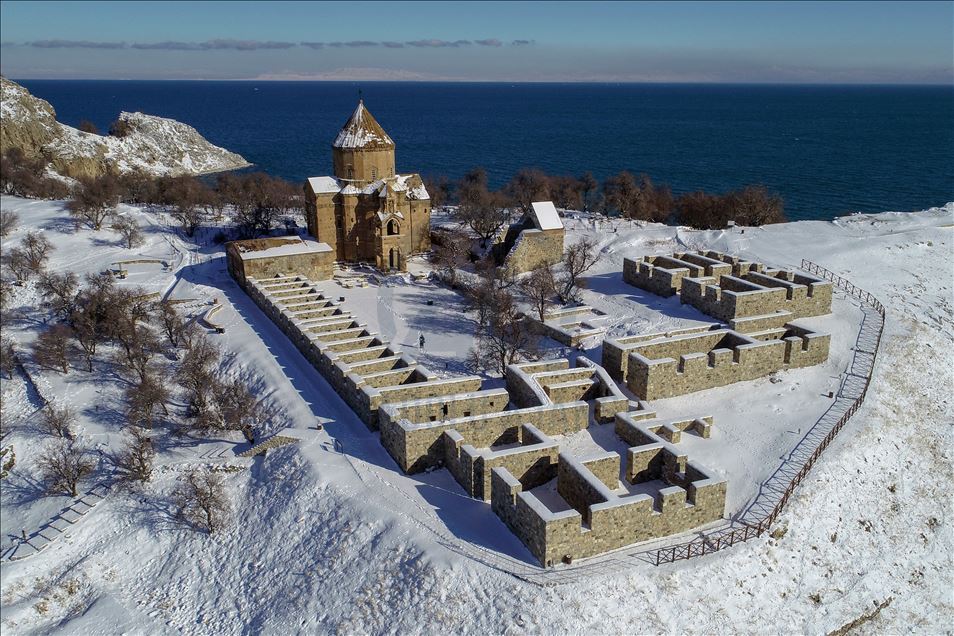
[491,444,727,566]
[504,227,564,273]
[381,400,588,473]
[226,243,335,288]
[444,424,561,501]
[626,329,788,399]
[242,274,483,431]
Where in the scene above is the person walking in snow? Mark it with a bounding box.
[419,332,426,353]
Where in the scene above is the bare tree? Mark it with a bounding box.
[578,172,600,213]
[505,168,550,216]
[422,175,452,210]
[178,334,220,416]
[431,230,471,286]
[198,374,263,443]
[114,426,154,484]
[21,232,54,275]
[38,271,79,321]
[727,185,786,226]
[453,168,511,248]
[603,171,640,218]
[558,237,601,303]
[1,338,17,379]
[110,215,144,248]
[548,175,583,211]
[471,290,538,376]
[126,371,171,428]
[520,263,557,321]
[113,324,161,384]
[0,209,19,237]
[2,248,33,283]
[38,441,95,496]
[67,175,121,230]
[156,301,187,349]
[33,324,72,373]
[41,403,74,439]
[172,470,231,534]
[171,205,204,237]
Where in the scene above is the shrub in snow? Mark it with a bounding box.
[114,426,154,484]
[110,215,144,249]
[38,440,95,497]
[0,209,19,237]
[32,324,73,374]
[0,338,16,379]
[172,470,231,534]
[41,402,74,439]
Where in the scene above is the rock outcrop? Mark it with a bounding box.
[0,77,249,179]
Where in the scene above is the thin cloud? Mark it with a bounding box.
[200,39,295,50]
[406,39,471,48]
[30,40,126,49]
[20,37,523,52]
[131,41,203,50]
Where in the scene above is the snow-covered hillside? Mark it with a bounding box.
[0,196,951,634]
[0,77,249,179]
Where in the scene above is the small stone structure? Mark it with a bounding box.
[491,411,725,567]
[624,250,832,333]
[603,325,830,399]
[526,305,610,347]
[226,237,334,287]
[495,201,565,273]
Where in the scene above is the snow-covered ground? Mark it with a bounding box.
[1,196,951,634]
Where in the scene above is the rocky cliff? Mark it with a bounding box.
[0,77,250,179]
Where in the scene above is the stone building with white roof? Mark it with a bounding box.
[494,200,566,273]
[304,100,431,271]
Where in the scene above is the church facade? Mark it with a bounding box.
[304,101,431,271]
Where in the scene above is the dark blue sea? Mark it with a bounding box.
[14,80,954,221]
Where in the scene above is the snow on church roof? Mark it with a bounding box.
[333,100,395,150]
[307,176,340,194]
[529,201,564,231]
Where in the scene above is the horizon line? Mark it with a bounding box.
[7,76,953,87]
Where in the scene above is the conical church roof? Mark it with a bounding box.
[333,100,395,150]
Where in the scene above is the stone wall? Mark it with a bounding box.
[242,274,483,430]
[489,412,727,566]
[608,326,830,399]
[622,250,832,325]
[226,239,335,287]
[504,227,565,274]
[527,305,610,347]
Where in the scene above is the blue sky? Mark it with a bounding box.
[1,1,951,83]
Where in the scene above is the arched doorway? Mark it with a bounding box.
[389,248,399,270]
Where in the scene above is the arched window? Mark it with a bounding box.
[347,166,353,179]
[387,219,399,236]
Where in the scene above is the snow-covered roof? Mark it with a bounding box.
[232,237,332,261]
[529,201,564,231]
[333,100,394,150]
[307,176,340,194]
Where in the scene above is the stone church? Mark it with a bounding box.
[304,101,431,271]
